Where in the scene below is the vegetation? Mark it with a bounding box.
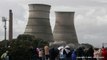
[0,34,49,60]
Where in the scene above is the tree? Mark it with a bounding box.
[0,34,49,60]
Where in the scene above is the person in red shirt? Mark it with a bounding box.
[101,47,107,60]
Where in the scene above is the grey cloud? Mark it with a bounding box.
[0,0,107,47]
[0,0,27,40]
[51,0,107,7]
[74,8,107,47]
[23,0,107,7]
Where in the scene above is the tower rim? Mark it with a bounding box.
[28,4,51,7]
[55,11,75,13]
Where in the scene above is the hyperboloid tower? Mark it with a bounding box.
[24,4,53,42]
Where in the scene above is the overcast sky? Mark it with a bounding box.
[0,0,107,48]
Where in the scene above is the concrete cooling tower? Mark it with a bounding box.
[53,12,78,44]
[24,4,53,42]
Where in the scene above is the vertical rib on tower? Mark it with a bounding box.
[24,4,53,42]
[53,12,78,44]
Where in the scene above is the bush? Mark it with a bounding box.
[0,34,49,60]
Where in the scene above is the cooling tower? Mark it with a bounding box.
[24,4,53,42]
[53,12,78,44]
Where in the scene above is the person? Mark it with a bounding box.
[38,48,43,60]
[101,47,107,60]
[93,48,101,60]
[35,48,39,60]
[44,45,49,60]
[84,48,89,60]
[71,50,76,60]
[64,46,71,60]
[59,48,66,60]
[49,48,55,60]
[76,47,84,60]
[86,47,94,60]
[1,51,9,60]
[49,48,59,60]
